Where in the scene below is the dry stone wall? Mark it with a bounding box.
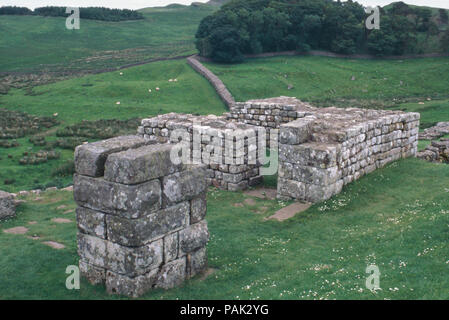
[137,113,265,191]
[417,139,449,163]
[277,103,420,202]
[74,136,209,297]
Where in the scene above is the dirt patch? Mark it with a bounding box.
[63,209,75,214]
[233,203,244,208]
[42,241,65,249]
[52,218,72,224]
[266,202,312,222]
[3,226,29,235]
[28,221,38,225]
[244,198,256,206]
[56,205,67,210]
[244,188,277,200]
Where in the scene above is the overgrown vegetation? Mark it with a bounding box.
[0,109,59,139]
[196,0,449,62]
[0,6,144,21]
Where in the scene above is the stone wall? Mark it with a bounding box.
[0,190,16,220]
[74,136,209,297]
[417,139,449,163]
[277,105,420,202]
[187,55,235,109]
[137,113,264,191]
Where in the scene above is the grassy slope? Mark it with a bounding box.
[0,158,448,299]
[0,5,214,72]
[205,55,449,124]
[0,59,226,192]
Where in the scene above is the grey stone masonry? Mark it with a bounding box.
[137,113,265,191]
[277,102,420,202]
[0,190,16,220]
[74,136,209,297]
[417,138,449,163]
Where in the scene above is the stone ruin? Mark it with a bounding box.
[418,139,449,163]
[0,190,16,221]
[74,137,209,297]
[74,96,420,297]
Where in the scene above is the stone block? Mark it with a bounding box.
[79,259,106,285]
[76,207,106,239]
[163,232,179,263]
[187,247,208,278]
[179,221,209,255]
[279,117,314,145]
[74,135,149,177]
[104,144,184,184]
[190,193,207,224]
[162,166,207,207]
[77,233,163,277]
[106,268,159,298]
[155,258,187,289]
[74,174,161,219]
[105,202,189,247]
[0,190,15,220]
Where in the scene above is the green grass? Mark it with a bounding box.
[0,59,226,192]
[1,158,448,299]
[0,5,215,73]
[204,55,449,109]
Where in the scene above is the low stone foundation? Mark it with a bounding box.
[74,136,209,297]
[417,139,449,163]
[277,105,420,202]
[0,190,16,220]
[137,113,265,191]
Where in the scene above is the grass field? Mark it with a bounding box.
[0,5,214,73]
[0,59,226,192]
[204,55,449,111]
[0,158,448,299]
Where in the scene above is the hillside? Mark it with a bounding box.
[0,4,216,92]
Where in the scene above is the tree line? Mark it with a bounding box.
[0,6,144,21]
[195,0,449,63]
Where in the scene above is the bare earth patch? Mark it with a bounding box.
[63,209,75,214]
[244,188,277,200]
[233,203,244,208]
[52,218,72,224]
[42,241,65,249]
[266,202,312,222]
[3,226,29,235]
[244,198,256,206]
[28,221,38,225]
[56,205,67,210]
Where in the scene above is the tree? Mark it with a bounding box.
[439,9,448,24]
[209,26,244,63]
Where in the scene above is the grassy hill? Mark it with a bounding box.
[0,5,214,73]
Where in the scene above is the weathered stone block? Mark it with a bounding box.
[187,247,208,278]
[179,221,209,256]
[104,144,184,184]
[106,268,159,298]
[155,258,186,289]
[79,259,106,285]
[279,143,338,168]
[190,193,207,224]
[162,166,207,207]
[0,190,15,220]
[163,232,179,263]
[74,174,161,219]
[105,202,189,247]
[76,207,106,239]
[279,117,314,145]
[74,135,149,177]
[77,233,163,277]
